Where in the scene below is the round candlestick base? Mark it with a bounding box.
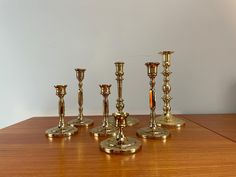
[156,114,185,128]
[100,137,142,154]
[90,126,117,137]
[45,125,78,138]
[108,116,139,127]
[68,117,94,127]
[136,127,170,139]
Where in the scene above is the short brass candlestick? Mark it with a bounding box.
[45,85,78,138]
[90,84,117,137]
[100,112,142,154]
[109,62,139,126]
[68,68,93,127]
[136,62,170,139]
[156,51,185,127]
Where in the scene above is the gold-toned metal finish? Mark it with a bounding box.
[90,84,118,137]
[156,51,185,127]
[108,116,139,127]
[109,62,139,126]
[100,112,142,154]
[68,68,94,127]
[45,85,78,138]
[136,62,170,139]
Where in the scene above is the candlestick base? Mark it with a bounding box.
[90,126,117,137]
[45,125,78,138]
[68,117,94,127]
[136,127,170,139]
[108,116,139,126]
[156,114,185,128]
[100,137,142,154]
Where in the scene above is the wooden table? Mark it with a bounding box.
[0,115,236,177]
[184,114,236,142]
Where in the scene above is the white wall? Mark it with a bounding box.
[1,0,236,128]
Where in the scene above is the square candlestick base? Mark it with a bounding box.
[136,127,170,140]
[45,125,78,138]
[156,114,185,128]
[90,126,117,137]
[100,137,142,154]
[68,117,94,127]
[108,116,139,127]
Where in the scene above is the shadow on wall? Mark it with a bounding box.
[226,82,236,113]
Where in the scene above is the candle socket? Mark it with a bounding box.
[100,112,142,154]
[68,68,94,127]
[45,85,78,138]
[90,84,118,137]
[136,62,170,139]
[156,51,185,128]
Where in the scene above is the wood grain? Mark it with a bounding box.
[0,115,236,177]
[183,114,236,142]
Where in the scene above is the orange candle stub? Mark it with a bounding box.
[149,90,156,109]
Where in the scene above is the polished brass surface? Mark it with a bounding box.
[136,62,170,139]
[111,62,139,126]
[45,85,78,138]
[108,116,139,127]
[68,68,93,127]
[90,84,118,137]
[115,62,125,112]
[136,127,170,139]
[100,112,142,154]
[156,114,185,127]
[45,125,78,138]
[156,51,185,127]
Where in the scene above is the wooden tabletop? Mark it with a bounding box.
[183,114,236,142]
[0,115,236,177]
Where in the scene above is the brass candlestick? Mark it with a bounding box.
[108,62,139,126]
[90,84,118,137]
[68,68,93,127]
[156,51,185,127]
[100,112,141,154]
[45,85,78,138]
[136,62,170,139]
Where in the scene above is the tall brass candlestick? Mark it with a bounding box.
[109,62,139,126]
[136,62,170,139]
[156,51,185,127]
[68,69,93,127]
[90,84,117,137]
[100,112,141,154]
[45,85,78,138]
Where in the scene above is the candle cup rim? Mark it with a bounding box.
[159,51,174,55]
[145,62,160,67]
[99,84,112,87]
[114,61,124,65]
[112,112,129,117]
[54,85,67,88]
[75,68,86,72]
